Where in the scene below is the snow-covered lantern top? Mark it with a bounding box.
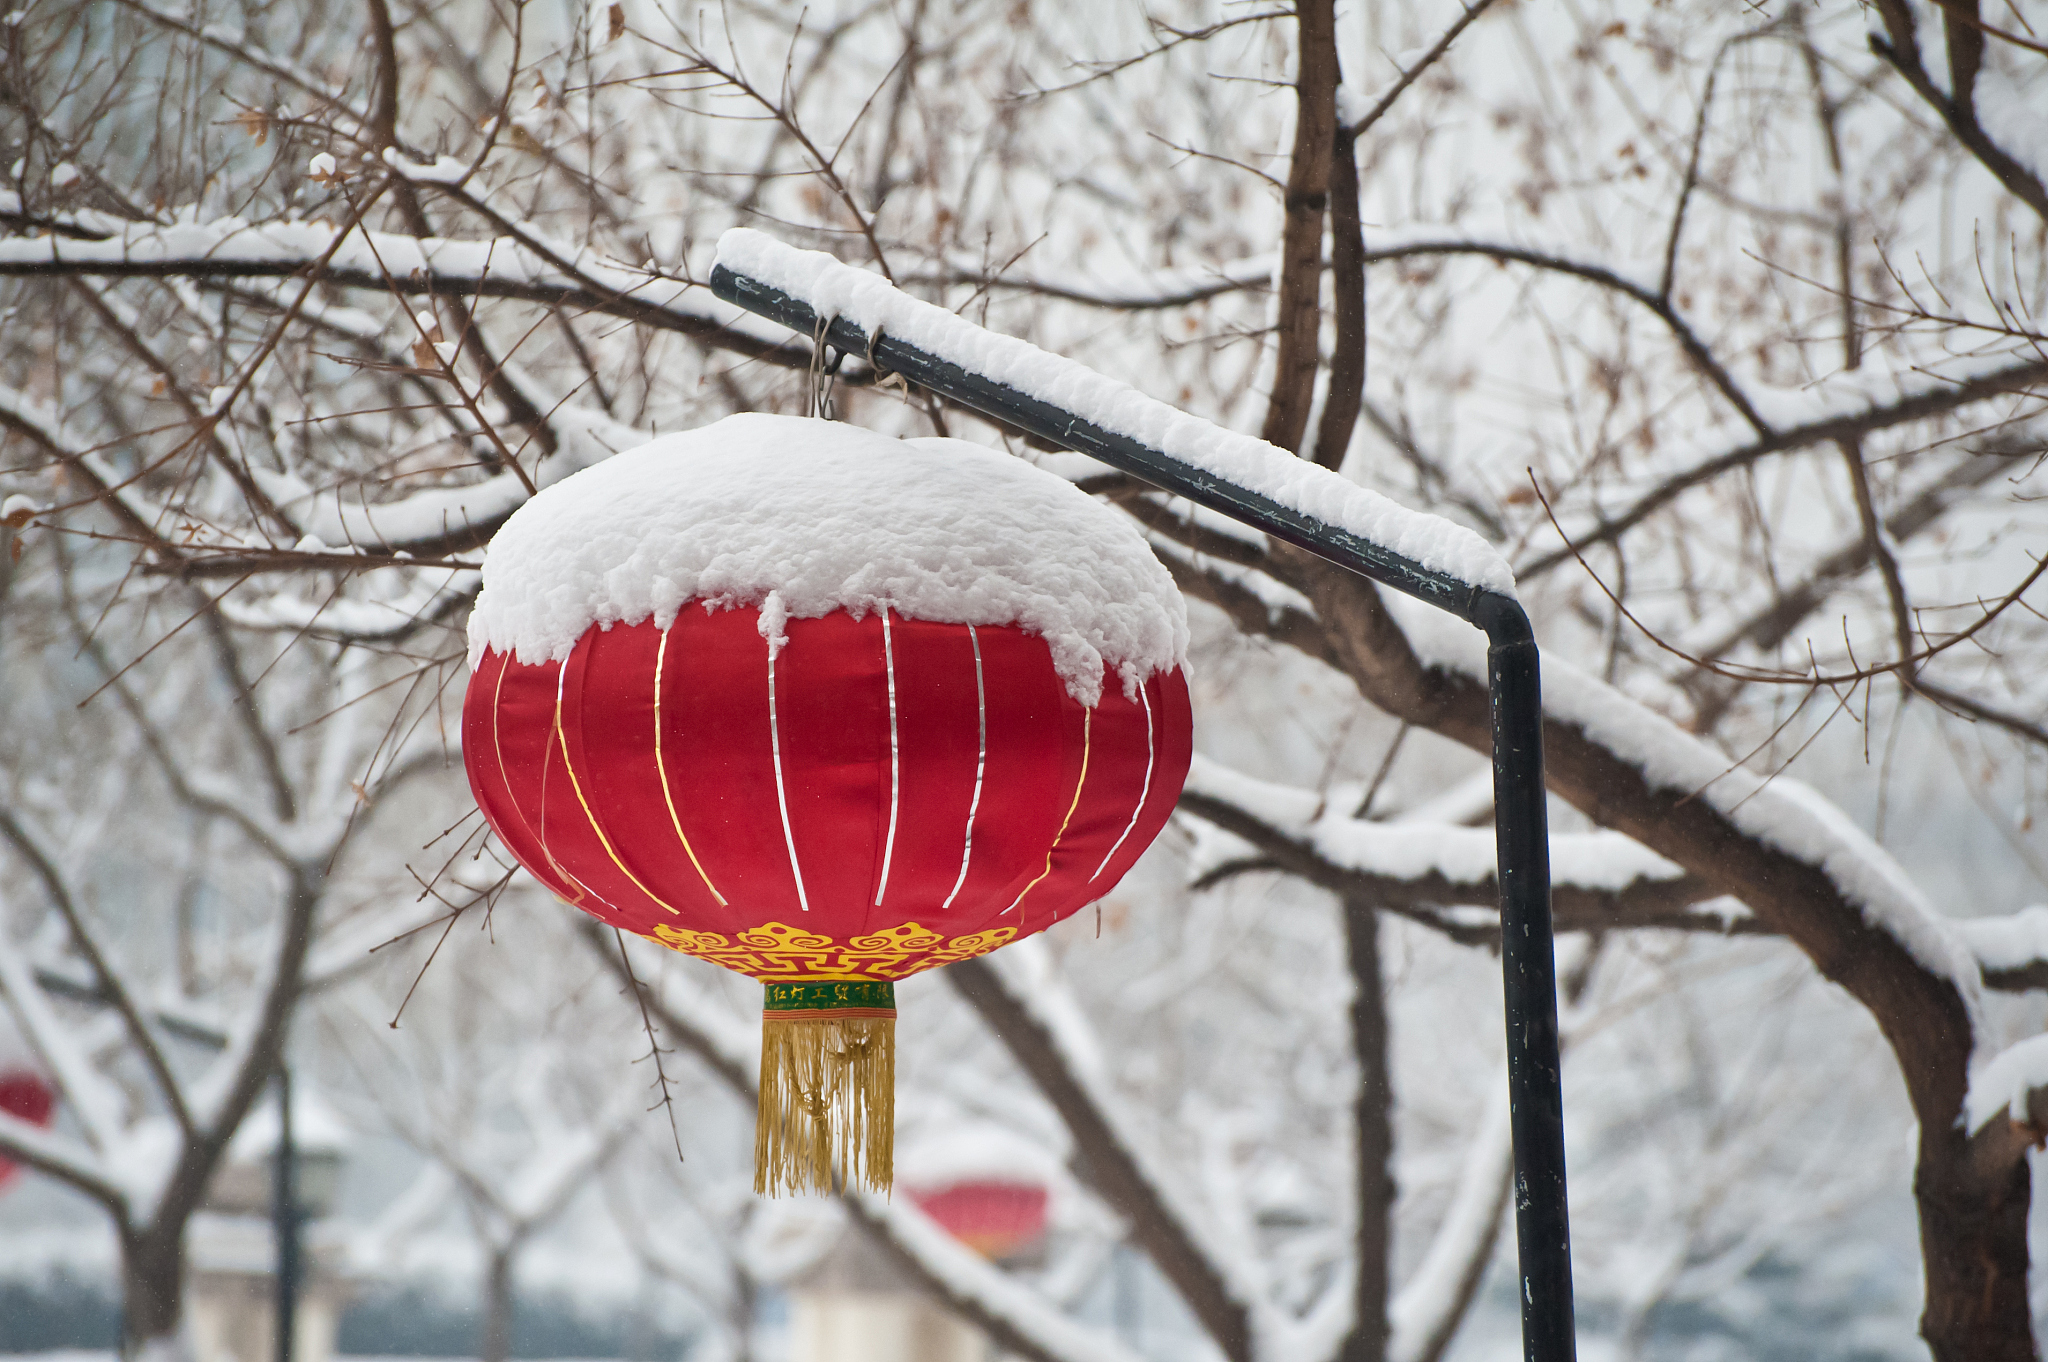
[463,414,1192,1196]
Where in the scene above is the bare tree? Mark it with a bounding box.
[2,0,2046,1360]
[0,569,453,1356]
[326,917,646,1362]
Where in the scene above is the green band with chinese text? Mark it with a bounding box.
[763,980,897,1014]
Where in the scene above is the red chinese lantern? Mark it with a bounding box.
[0,1069,54,1191]
[463,414,1191,1195]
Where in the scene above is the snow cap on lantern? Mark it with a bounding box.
[464,414,1193,1196]
[468,412,1188,706]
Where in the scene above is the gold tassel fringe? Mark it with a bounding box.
[755,1014,895,1195]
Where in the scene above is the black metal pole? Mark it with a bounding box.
[1471,594,1575,1362]
[273,1065,300,1362]
[710,262,1576,1362]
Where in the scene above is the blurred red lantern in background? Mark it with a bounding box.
[0,1069,55,1191]
[909,1181,1050,1261]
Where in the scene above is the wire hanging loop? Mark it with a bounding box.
[866,326,913,399]
[809,312,847,420]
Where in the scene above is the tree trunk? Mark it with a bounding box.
[732,1268,757,1362]
[480,1246,515,1362]
[120,1227,187,1362]
[1919,1125,2035,1361]
[1340,898,1393,1362]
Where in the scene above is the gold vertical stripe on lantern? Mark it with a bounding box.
[756,981,896,1195]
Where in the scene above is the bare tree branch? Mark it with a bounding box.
[1520,362,2048,578]
[1260,0,1339,456]
[0,809,196,1139]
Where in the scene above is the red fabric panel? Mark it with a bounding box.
[560,622,708,930]
[564,621,671,918]
[870,617,986,927]
[1038,666,1195,927]
[526,672,622,921]
[654,604,802,931]
[886,618,1074,939]
[461,604,1191,980]
[767,610,891,935]
[462,649,582,908]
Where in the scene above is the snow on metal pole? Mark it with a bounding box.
[709,230,1577,1362]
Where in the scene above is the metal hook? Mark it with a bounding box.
[866,325,912,399]
[809,313,846,420]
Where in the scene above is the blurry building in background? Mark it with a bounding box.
[189,1088,353,1362]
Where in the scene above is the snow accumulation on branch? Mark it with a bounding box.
[216,305,649,581]
[847,1188,1151,1362]
[492,1092,642,1228]
[944,227,2042,460]
[251,397,643,556]
[1523,352,2048,574]
[21,237,650,597]
[1387,597,1987,1019]
[1177,753,1742,939]
[924,230,1681,319]
[1184,754,1687,891]
[1956,907,2048,992]
[0,913,125,1155]
[909,251,1280,310]
[1967,1034,2048,1134]
[221,568,481,641]
[713,229,1517,598]
[0,380,166,538]
[1385,1081,1512,1362]
[0,204,790,350]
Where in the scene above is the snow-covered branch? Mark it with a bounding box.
[0,207,791,358]
[1178,754,1734,941]
[0,904,129,1159]
[1386,1084,1512,1362]
[0,808,195,1139]
[1958,907,2048,993]
[1967,1034,2048,1138]
[0,1105,126,1210]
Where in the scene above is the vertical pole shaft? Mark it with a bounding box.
[1484,618,1576,1362]
[274,1065,300,1362]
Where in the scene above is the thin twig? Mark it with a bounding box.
[607,926,687,1162]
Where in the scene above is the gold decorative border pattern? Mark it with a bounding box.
[648,919,1017,980]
